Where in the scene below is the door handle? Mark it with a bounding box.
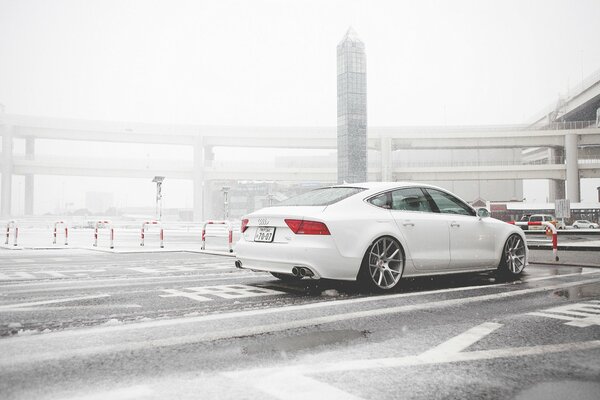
[450,222,460,228]
[402,222,415,227]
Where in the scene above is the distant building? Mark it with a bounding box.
[337,27,367,184]
[85,191,113,214]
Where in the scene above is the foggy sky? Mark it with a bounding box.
[1,0,600,213]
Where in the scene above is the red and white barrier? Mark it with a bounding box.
[508,220,559,261]
[93,220,114,249]
[140,220,164,248]
[53,221,68,246]
[4,220,18,247]
[201,220,233,253]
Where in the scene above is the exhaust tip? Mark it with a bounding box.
[292,266,300,277]
[235,260,242,269]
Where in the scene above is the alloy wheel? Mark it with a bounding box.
[368,237,404,289]
[503,234,526,274]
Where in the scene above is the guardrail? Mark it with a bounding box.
[201,220,233,253]
[4,220,18,247]
[140,220,164,248]
[93,220,114,249]
[509,220,558,261]
[53,221,68,245]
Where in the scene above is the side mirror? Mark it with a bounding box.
[477,208,490,219]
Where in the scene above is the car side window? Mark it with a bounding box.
[424,189,475,216]
[530,216,542,222]
[390,188,433,213]
[368,192,391,209]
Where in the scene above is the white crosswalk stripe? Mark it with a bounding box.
[529,300,600,327]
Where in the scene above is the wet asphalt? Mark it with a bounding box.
[0,249,599,399]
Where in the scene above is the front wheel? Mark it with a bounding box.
[359,236,405,291]
[498,234,526,278]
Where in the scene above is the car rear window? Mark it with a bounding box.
[278,187,365,206]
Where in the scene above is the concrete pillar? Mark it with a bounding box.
[193,136,205,222]
[380,137,392,181]
[548,147,565,202]
[564,132,580,203]
[1,126,13,218]
[24,137,35,215]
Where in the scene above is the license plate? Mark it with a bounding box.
[254,227,275,242]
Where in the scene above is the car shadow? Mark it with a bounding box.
[260,270,527,298]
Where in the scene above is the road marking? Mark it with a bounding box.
[7,276,600,339]
[0,273,265,294]
[529,300,600,327]
[253,373,363,400]
[62,385,154,400]
[227,322,600,399]
[420,322,502,359]
[0,271,37,280]
[6,258,36,263]
[0,269,107,280]
[2,278,600,368]
[159,289,212,302]
[159,284,284,302]
[0,294,110,311]
[129,264,232,274]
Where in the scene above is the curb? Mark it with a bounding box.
[528,245,600,251]
[530,261,600,268]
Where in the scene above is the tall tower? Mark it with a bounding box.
[337,27,367,184]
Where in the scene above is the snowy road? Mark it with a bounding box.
[1,250,599,399]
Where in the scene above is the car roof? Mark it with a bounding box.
[330,181,443,192]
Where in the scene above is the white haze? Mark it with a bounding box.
[1,0,600,213]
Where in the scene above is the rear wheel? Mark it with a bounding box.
[270,272,301,282]
[498,234,526,278]
[359,236,404,291]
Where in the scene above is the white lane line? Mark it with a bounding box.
[0,272,264,293]
[7,276,600,340]
[528,301,600,327]
[0,294,110,311]
[2,278,600,368]
[62,385,154,400]
[7,304,142,311]
[227,323,600,400]
[252,373,364,400]
[420,322,502,359]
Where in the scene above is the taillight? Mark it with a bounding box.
[284,219,330,235]
[241,219,249,233]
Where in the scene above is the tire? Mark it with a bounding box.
[270,272,301,282]
[497,233,526,278]
[574,225,579,229]
[589,225,594,229]
[358,236,405,291]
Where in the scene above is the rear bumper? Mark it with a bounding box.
[234,236,362,281]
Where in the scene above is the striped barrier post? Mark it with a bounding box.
[5,220,18,247]
[140,220,163,248]
[93,220,114,249]
[509,220,559,261]
[53,221,68,245]
[201,220,233,253]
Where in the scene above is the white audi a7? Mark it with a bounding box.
[235,182,527,290]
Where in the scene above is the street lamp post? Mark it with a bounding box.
[221,186,230,220]
[152,176,165,221]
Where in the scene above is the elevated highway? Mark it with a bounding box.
[1,112,600,220]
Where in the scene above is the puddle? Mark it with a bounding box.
[553,282,600,299]
[242,329,369,355]
[513,380,600,400]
